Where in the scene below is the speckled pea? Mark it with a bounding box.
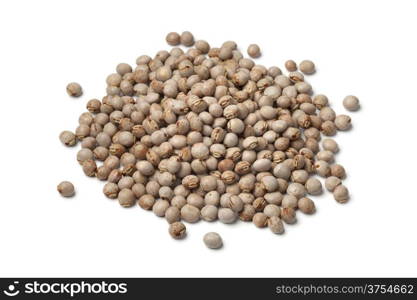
[180,204,200,223]
[343,95,360,111]
[57,181,75,197]
[333,185,350,203]
[299,60,315,74]
[218,208,237,224]
[203,232,223,249]
[66,82,82,97]
[247,44,261,58]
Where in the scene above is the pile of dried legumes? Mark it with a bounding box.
[59,31,360,248]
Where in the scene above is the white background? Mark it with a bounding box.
[0,0,416,277]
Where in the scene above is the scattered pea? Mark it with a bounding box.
[343,95,360,111]
[203,232,223,249]
[66,82,82,97]
[299,60,315,74]
[166,32,181,46]
[333,185,350,203]
[285,60,297,72]
[247,44,261,58]
[169,222,186,239]
[57,181,75,197]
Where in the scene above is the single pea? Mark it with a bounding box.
[136,160,155,176]
[263,204,281,218]
[166,32,181,46]
[287,183,306,199]
[305,177,323,195]
[281,207,296,224]
[201,205,218,222]
[313,94,328,109]
[82,159,97,177]
[116,63,132,76]
[195,40,210,54]
[333,184,350,203]
[298,197,316,214]
[59,130,77,146]
[282,194,298,209]
[169,222,186,239]
[252,159,272,172]
[314,160,331,177]
[81,136,97,149]
[118,131,135,147]
[77,148,94,165]
[138,194,155,210]
[268,216,285,234]
[180,204,200,223]
[322,138,339,153]
[299,60,316,74]
[240,204,256,221]
[335,115,352,131]
[285,60,297,72]
[118,176,135,190]
[330,164,346,179]
[247,44,261,58]
[319,107,336,121]
[191,143,209,159]
[200,175,218,192]
[343,95,360,111]
[57,181,75,197]
[103,182,119,199]
[321,120,337,136]
[219,46,233,60]
[316,150,335,163]
[153,199,170,217]
[291,170,309,184]
[218,208,237,224]
[325,176,342,192]
[165,206,181,223]
[253,212,268,228]
[261,176,279,192]
[180,31,194,47]
[118,188,136,208]
[86,99,101,113]
[203,232,223,249]
[66,82,82,97]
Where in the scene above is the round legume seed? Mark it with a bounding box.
[103,182,119,199]
[180,204,200,223]
[253,212,268,228]
[218,208,237,224]
[165,206,181,223]
[268,216,285,234]
[322,138,339,153]
[118,188,136,207]
[285,60,297,72]
[57,181,75,197]
[201,205,218,222]
[180,31,194,47]
[305,177,323,195]
[298,197,316,214]
[247,44,261,58]
[299,60,315,74]
[333,185,350,203]
[203,232,223,249]
[169,222,186,239]
[66,82,82,97]
[324,176,342,192]
[166,32,181,46]
[335,115,352,131]
[343,95,360,111]
[59,131,77,146]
